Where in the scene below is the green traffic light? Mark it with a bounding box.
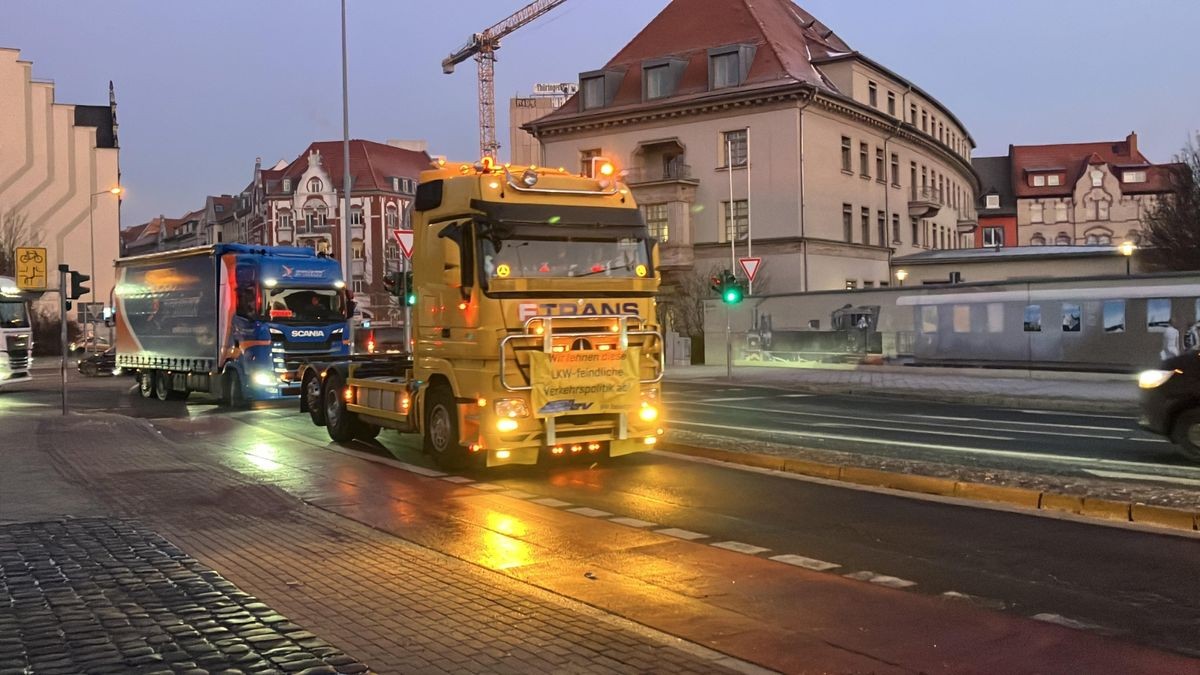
[406,293,416,306]
[723,287,742,304]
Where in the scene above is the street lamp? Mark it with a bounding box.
[1120,240,1136,276]
[88,186,123,311]
[895,268,908,286]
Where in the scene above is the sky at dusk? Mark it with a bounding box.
[4,0,1199,227]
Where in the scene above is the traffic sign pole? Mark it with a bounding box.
[58,264,68,416]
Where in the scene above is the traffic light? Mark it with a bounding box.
[383,271,416,306]
[710,270,745,305]
[68,270,90,300]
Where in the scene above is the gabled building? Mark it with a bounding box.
[524,0,979,293]
[158,207,204,251]
[974,133,1185,248]
[119,217,163,257]
[201,195,236,245]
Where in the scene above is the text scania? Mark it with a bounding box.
[290,330,326,338]
[519,302,639,322]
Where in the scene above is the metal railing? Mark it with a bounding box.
[624,163,694,184]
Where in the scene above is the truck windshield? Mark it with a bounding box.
[481,237,650,279]
[265,288,346,322]
[0,301,29,328]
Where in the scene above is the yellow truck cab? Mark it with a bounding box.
[298,158,664,468]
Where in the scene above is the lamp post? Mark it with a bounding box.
[895,268,908,287]
[88,186,123,314]
[1120,241,1135,276]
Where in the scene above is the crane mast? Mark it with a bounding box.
[442,0,568,159]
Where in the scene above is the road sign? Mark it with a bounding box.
[391,229,414,259]
[739,257,762,283]
[77,302,104,324]
[15,247,47,290]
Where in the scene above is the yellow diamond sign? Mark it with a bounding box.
[15,247,47,290]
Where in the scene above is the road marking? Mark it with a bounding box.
[711,541,770,555]
[780,394,815,398]
[609,517,657,528]
[440,476,474,484]
[470,483,506,491]
[897,413,1126,433]
[809,421,1015,441]
[1019,409,1137,421]
[769,554,841,571]
[844,571,917,588]
[670,420,1200,475]
[1082,469,1200,487]
[567,507,613,518]
[500,490,536,499]
[1125,437,1170,443]
[1031,613,1102,631]
[655,527,708,541]
[700,394,812,403]
[941,591,1007,610]
[530,497,573,508]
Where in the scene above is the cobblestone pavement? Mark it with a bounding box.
[0,518,368,675]
[2,412,751,675]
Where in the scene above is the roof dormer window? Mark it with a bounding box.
[282,178,292,193]
[307,177,323,193]
[641,57,687,101]
[985,194,1000,209]
[708,44,756,91]
[1032,175,1045,187]
[579,69,622,110]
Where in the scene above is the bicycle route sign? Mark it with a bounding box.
[15,247,47,290]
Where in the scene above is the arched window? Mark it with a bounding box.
[304,204,326,231]
[1030,233,1046,246]
[385,242,400,261]
[351,240,364,260]
[1055,232,1071,245]
[385,204,399,228]
[1085,234,1098,245]
[1097,234,1111,245]
[307,177,323,193]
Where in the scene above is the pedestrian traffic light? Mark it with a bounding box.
[68,270,90,300]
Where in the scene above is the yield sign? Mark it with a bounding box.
[391,229,414,259]
[739,257,762,283]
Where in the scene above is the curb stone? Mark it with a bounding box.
[663,442,1199,533]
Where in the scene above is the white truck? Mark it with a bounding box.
[0,276,33,387]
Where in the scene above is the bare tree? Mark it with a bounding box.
[1142,132,1200,271]
[0,208,42,277]
[656,268,714,338]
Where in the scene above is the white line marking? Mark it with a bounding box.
[470,483,506,491]
[609,517,658,528]
[711,541,770,555]
[1031,613,1101,631]
[699,396,782,402]
[670,420,1200,475]
[567,507,613,518]
[500,490,536,499]
[1019,409,1137,420]
[655,527,708,540]
[1082,468,1200,487]
[440,476,474,484]
[313,445,450,477]
[941,591,1007,610]
[780,394,815,398]
[769,554,840,571]
[897,413,1126,433]
[1125,437,1170,443]
[530,497,572,508]
[809,421,1015,441]
[844,571,917,588]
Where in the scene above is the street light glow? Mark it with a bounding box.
[895,269,908,282]
[1120,241,1136,256]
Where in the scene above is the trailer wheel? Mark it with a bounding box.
[154,372,172,401]
[322,372,356,443]
[1171,408,1200,463]
[139,371,155,399]
[304,372,326,426]
[424,385,467,469]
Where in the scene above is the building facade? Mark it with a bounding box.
[0,47,120,318]
[524,0,978,294]
[974,133,1183,248]
[508,83,576,166]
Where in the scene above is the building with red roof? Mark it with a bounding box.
[524,0,979,292]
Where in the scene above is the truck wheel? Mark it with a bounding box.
[139,371,155,399]
[225,371,247,408]
[154,372,171,401]
[424,385,468,469]
[354,422,381,441]
[1170,409,1200,463]
[322,372,357,443]
[304,372,326,426]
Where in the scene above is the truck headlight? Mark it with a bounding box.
[496,418,520,433]
[639,402,658,422]
[494,398,530,419]
[253,371,275,387]
[1138,369,1177,389]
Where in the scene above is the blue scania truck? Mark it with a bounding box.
[114,244,351,404]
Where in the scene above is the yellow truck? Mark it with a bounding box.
[298,158,664,468]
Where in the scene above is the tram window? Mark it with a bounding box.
[953,305,970,333]
[1062,304,1081,333]
[1147,298,1171,332]
[1023,305,1042,332]
[987,303,1005,333]
[920,306,938,333]
[1103,300,1125,333]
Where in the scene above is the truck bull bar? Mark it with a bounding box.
[498,313,664,392]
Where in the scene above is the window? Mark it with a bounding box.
[890,153,899,185]
[350,208,363,226]
[841,137,852,172]
[1032,174,1046,187]
[1062,303,1081,332]
[580,148,601,177]
[861,207,870,245]
[985,194,999,209]
[982,227,1004,247]
[920,306,937,333]
[1030,233,1046,245]
[1045,201,1057,224]
[1055,232,1071,245]
[307,177,323,193]
[843,204,853,242]
[385,205,398,228]
[921,109,927,132]
[863,281,874,288]
[1030,202,1043,223]
[581,76,605,109]
[845,279,858,290]
[859,143,869,177]
[304,206,326,231]
[1147,298,1172,331]
[953,305,970,334]
[282,178,292,193]
[887,91,896,116]
[644,65,670,99]
[1055,202,1067,222]
[1023,305,1042,332]
[910,217,919,245]
[643,203,669,242]
[278,211,293,230]
[710,52,740,89]
[723,129,748,167]
[891,213,900,243]
[1123,170,1147,183]
[385,242,399,261]
[352,279,365,294]
[723,200,749,241]
[987,304,1004,333]
[351,240,364,260]
[875,148,884,180]
[1096,233,1111,245]
[909,103,917,125]
[868,81,878,107]
[877,210,886,247]
[1091,170,1104,187]
[1047,174,1061,187]
[1103,300,1125,333]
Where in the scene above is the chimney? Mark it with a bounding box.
[1126,131,1138,158]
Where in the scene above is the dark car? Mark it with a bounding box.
[77,347,120,377]
[353,326,408,355]
[1137,352,1200,462]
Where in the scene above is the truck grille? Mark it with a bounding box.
[6,335,30,370]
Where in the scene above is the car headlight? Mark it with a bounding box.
[494,398,530,419]
[1138,369,1177,389]
[253,371,276,387]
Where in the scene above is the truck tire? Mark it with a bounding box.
[1170,408,1200,463]
[304,372,326,426]
[322,372,357,443]
[139,371,155,399]
[424,385,468,470]
[154,372,171,401]
[225,370,247,408]
[354,422,382,441]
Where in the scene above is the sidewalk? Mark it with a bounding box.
[666,363,1139,412]
[0,411,750,674]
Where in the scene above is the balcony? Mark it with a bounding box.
[625,162,698,186]
[908,186,942,218]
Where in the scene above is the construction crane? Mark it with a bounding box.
[442,0,568,160]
